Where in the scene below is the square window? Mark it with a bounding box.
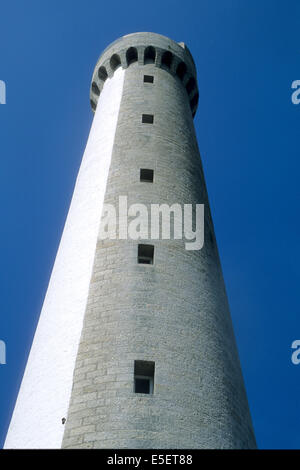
[138,244,154,265]
[142,114,154,124]
[140,168,154,183]
[134,360,155,394]
[144,75,154,83]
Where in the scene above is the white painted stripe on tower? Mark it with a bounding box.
[4,67,125,449]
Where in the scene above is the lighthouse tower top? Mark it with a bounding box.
[89,32,199,117]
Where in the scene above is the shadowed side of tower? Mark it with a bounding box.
[60,33,256,449]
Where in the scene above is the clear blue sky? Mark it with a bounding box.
[0,0,299,449]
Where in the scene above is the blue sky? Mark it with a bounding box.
[0,0,299,449]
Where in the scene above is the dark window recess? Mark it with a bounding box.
[140,168,154,182]
[91,82,100,96]
[110,54,121,72]
[186,77,196,95]
[144,46,156,64]
[142,114,154,124]
[134,360,155,394]
[126,47,138,65]
[190,92,199,110]
[176,62,187,80]
[98,66,108,82]
[135,378,150,394]
[144,75,154,83]
[138,244,154,264]
[161,51,173,69]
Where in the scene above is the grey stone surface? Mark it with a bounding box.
[62,33,256,449]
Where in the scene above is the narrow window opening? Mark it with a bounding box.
[138,244,154,264]
[186,77,196,95]
[134,360,155,394]
[144,46,156,64]
[98,66,108,82]
[142,114,154,124]
[161,51,173,69]
[91,82,100,96]
[140,168,154,183]
[176,62,187,81]
[144,75,154,83]
[126,47,138,66]
[110,54,121,72]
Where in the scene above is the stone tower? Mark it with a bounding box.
[4,33,256,449]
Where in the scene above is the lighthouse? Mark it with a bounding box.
[4,33,256,449]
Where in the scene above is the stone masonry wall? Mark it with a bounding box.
[62,34,256,449]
